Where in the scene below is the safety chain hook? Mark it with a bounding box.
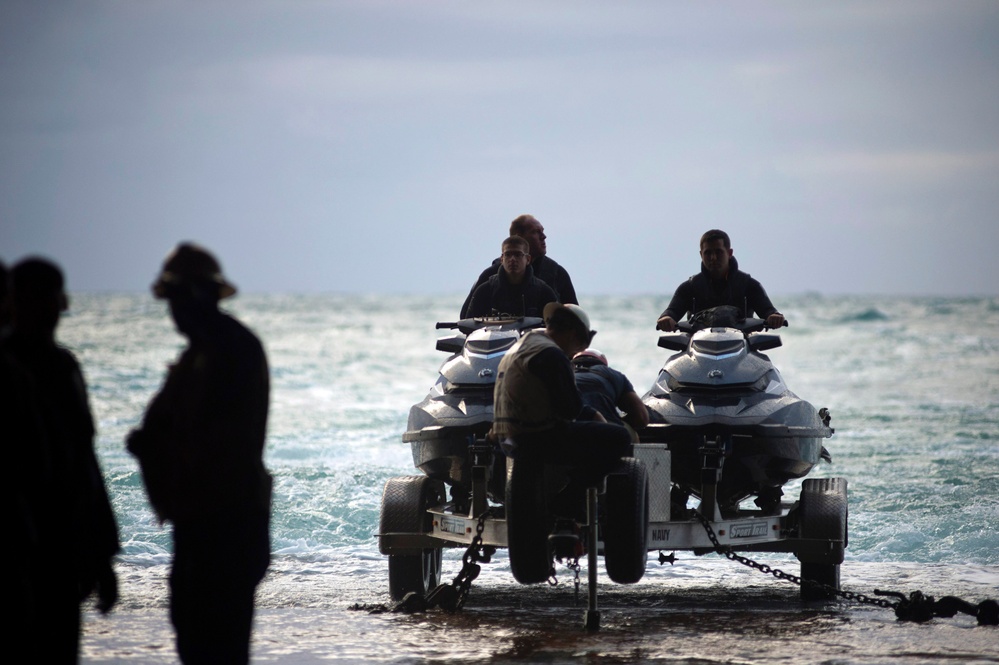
[391,509,493,614]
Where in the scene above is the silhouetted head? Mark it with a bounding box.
[153,242,236,302]
[9,257,69,340]
[500,235,531,283]
[509,215,547,259]
[699,229,733,280]
[544,302,595,356]
[153,243,234,338]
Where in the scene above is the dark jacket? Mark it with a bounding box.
[466,264,558,318]
[1,333,120,596]
[460,254,577,318]
[127,312,271,524]
[660,257,779,323]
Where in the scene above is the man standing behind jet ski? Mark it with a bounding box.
[460,214,577,318]
[491,303,631,479]
[465,235,558,318]
[656,229,785,331]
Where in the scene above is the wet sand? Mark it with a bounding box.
[80,559,999,664]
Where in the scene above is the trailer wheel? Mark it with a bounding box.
[380,475,445,600]
[505,459,552,584]
[603,458,649,584]
[797,477,848,600]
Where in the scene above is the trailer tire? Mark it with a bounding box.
[505,460,552,584]
[797,477,848,600]
[604,458,649,584]
[380,475,445,600]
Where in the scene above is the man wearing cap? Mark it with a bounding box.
[491,303,631,483]
[127,242,271,665]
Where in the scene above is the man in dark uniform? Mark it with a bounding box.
[572,349,649,440]
[656,229,785,331]
[2,257,120,663]
[466,236,558,318]
[460,214,577,318]
[127,243,271,665]
[491,303,631,480]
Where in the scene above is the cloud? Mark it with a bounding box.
[778,150,999,183]
[2,1,998,296]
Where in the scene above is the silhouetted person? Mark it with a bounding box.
[656,229,785,331]
[572,348,650,441]
[127,243,271,665]
[1,257,119,663]
[491,303,631,483]
[460,214,578,318]
[466,235,558,318]
[1,260,49,641]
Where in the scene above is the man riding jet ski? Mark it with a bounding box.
[656,229,784,333]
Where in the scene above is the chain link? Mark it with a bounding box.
[449,509,492,610]
[695,511,897,610]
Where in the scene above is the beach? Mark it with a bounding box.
[79,557,999,664]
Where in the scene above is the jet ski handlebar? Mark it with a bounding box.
[678,305,788,334]
[436,316,545,336]
[677,317,773,334]
[662,309,788,352]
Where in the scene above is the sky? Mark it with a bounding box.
[2,1,997,297]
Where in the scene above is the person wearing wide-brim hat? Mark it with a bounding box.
[128,242,271,664]
[151,242,238,300]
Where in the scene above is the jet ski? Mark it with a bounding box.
[640,306,834,515]
[403,315,544,507]
[382,306,846,606]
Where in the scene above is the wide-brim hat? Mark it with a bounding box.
[152,242,237,300]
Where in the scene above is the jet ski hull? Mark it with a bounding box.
[641,314,833,509]
[404,317,543,488]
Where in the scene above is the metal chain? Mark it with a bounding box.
[450,509,492,609]
[408,508,492,613]
[695,511,896,610]
[695,510,998,624]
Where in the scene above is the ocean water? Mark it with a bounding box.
[60,293,998,663]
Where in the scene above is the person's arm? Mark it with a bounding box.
[610,369,649,429]
[618,390,650,430]
[746,278,784,327]
[656,280,692,331]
